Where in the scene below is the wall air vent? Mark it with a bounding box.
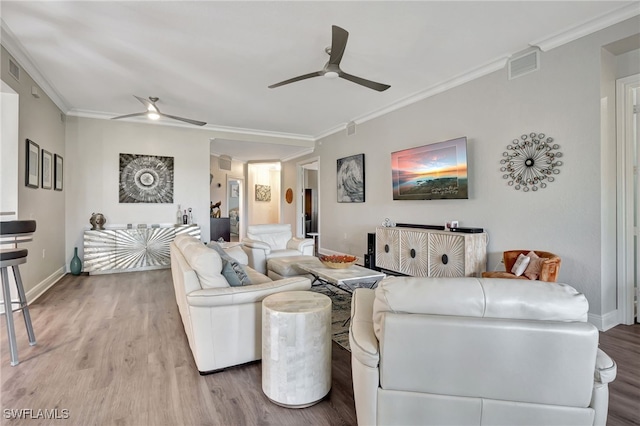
[219,155,232,171]
[508,49,540,80]
[8,58,20,81]
[346,121,356,136]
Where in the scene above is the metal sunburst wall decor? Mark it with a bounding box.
[119,153,174,203]
[500,133,563,192]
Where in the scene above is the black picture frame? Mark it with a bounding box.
[337,153,365,203]
[41,149,52,189]
[54,154,63,191]
[25,139,39,188]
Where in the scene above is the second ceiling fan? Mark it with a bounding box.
[268,25,390,92]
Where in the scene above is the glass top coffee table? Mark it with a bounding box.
[295,259,385,293]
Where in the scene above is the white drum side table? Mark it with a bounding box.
[262,291,332,408]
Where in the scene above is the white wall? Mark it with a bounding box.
[1,82,19,218]
[64,117,211,256]
[283,16,640,322]
[247,162,280,225]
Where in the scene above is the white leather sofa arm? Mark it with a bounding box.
[594,348,617,384]
[591,348,617,426]
[349,288,380,367]
[242,238,272,253]
[186,277,311,307]
[287,237,314,254]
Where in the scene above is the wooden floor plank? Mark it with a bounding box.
[1,270,637,425]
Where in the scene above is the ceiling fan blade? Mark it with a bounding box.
[160,113,206,126]
[133,95,159,112]
[111,112,146,120]
[339,72,390,92]
[268,71,323,89]
[329,25,348,65]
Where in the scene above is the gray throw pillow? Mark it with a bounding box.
[208,242,251,286]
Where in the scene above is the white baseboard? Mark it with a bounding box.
[588,310,620,331]
[26,266,66,304]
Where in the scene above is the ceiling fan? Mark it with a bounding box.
[112,96,206,126]
[268,25,390,92]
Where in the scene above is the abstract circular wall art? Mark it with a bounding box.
[119,153,174,203]
[500,133,563,192]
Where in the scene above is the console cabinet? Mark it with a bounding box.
[84,224,200,275]
[375,226,487,277]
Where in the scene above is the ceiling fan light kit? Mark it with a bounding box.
[112,95,206,126]
[268,25,390,92]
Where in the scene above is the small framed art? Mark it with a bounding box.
[41,149,52,189]
[25,139,40,188]
[54,154,63,191]
[337,153,365,203]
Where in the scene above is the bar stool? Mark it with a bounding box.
[0,220,37,366]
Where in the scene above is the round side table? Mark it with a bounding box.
[262,291,332,408]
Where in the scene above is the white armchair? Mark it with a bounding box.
[350,277,617,426]
[242,224,314,274]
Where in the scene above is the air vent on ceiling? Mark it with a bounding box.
[8,58,20,81]
[219,155,232,171]
[346,121,356,136]
[508,49,540,80]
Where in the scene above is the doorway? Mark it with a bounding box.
[226,176,244,242]
[297,158,319,240]
[617,73,640,324]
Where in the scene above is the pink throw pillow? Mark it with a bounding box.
[524,251,545,280]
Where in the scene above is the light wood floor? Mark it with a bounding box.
[1,270,638,425]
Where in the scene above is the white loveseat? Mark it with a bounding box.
[241,224,314,274]
[349,276,617,426]
[170,234,311,374]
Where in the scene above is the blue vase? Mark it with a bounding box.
[70,247,82,276]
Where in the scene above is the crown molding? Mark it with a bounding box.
[313,56,509,141]
[531,3,640,52]
[0,19,70,113]
[67,108,315,142]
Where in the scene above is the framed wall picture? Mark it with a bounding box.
[41,149,52,189]
[119,153,174,203]
[255,184,271,202]
[25,139,40,188]
[337,153,365,203]
[231,183,239,198]
[54,154,63,191]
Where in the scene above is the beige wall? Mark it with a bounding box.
[282,17,640,324]
[1,46,66,299]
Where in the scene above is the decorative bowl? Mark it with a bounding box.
[319,255,358,269]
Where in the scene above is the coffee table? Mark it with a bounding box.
[295,261,385,294]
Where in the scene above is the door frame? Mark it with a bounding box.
[226,174,245,240]
[296,157,320,240]
[616,73,640,324]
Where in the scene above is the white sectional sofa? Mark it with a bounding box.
[170,234,311,374]
[349,276,617,426]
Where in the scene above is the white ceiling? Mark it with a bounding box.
[2,1,639,160]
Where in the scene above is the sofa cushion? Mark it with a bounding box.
[182,242,229,289]
[208,242,251,286]
[373,277,589,340]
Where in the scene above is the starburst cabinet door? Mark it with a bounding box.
[375,227,399,272]
[428,233,465,277]
[399,230,429,276]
